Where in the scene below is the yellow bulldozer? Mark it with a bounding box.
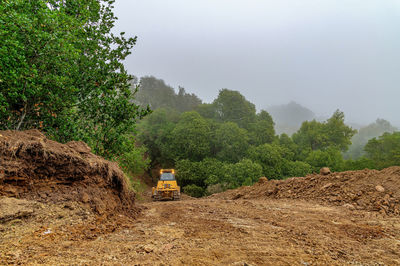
[151,169,181,201]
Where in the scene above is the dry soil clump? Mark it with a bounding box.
[0,130,138,216]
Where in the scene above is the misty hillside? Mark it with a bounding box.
[344,119,398,159]
[133,76,202,113]
[266,101,316,135]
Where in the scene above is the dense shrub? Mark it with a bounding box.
[183,184,205,198]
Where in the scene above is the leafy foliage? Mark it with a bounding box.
[136,108,180,167]
[138,87,373,196]
[305,147,344,172]
[134,76,202,112]
[345,119,397,159]
[278,133,298,160]
[176,158,263,197]
[182,184,205,198]
[283,161,313,178]
[133,79,398,196]
[324,110,358,152]
[228,159,263,187]
[0,0,152,185]
[171,112,212,161]
[247,144,286,179]
[210,89,257,128]
[365,132,400,169]
[175,159,207,188]
[0,0,149,160]
[342,157,376,171]
[117,137,150,176]
[247,110,276,146]
[293,110,356,159]
[213,122,249,163]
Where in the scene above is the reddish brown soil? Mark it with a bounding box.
[1,197,399,265]
[0,130,138,216]
[1,130,399,264]
[212,167,400,216]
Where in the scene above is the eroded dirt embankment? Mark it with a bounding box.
[212,167,400,215]
[0,129,138,216]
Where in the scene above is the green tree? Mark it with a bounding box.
[212,89,256,128]
[283,161,312,177]
[0,0,149,158]
[229,159,263,187]
[292,120,326,155]
[183,184,205,198]
[345,119,397,159]
[176,159,206,189]
[248,110,276,146]
[176,157,262,196]
[278,133,298,160]
[305,147,344,172]
[342,157,376,171]
[364,132,400,169]
[213,122,250,163]
[247,144,287,179]
[171,111,211,161]
[134,76,201,112]
[117,136,150,176]
[202,158,229,186]
[195,103,216,120]
[176,86,202,113]
[136,108,180,167]
[135,76,176,109]
[292,110,356,159]
[324,110,357,152]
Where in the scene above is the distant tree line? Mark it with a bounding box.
[134,77,400,197]
[344,119,398,159]
[133,76,202,113]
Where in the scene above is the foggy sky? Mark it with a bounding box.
[113,0,400,127]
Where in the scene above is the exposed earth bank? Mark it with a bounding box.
[0,130,138,216]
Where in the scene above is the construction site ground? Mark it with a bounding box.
[1,195,400,265]
[1,131,399,265]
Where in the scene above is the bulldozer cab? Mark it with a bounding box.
[160,171,175,181]
[152,169,180,201]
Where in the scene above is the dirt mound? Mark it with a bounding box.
[0,130,138,216]
[212,167,400,215]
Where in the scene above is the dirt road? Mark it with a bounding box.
[1,197,400,265]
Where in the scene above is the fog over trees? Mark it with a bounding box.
[267,102,316,135]
[133,76,399,197]
[112,0,400,127]
[2,1,399,198]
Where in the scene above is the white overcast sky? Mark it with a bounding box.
[112,0,400,126]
